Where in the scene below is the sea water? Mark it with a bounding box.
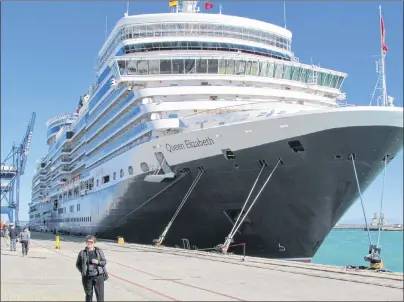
[313,229,403,273]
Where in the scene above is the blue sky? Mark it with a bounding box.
[1,1,403,223]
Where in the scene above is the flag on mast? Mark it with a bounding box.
[204,2,213,9]
[380,14,388,52]
[169,0,178,8]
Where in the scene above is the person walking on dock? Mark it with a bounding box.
[9,223,18,252]
[19,227,31,256]
[76,235,108,302]
[3,226,10,249]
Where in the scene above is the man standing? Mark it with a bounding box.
[76,235,108,302]
[9,223,18,251]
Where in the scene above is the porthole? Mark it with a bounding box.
[120,169,124,178]
[128,166,133,175]
[96,179,99,186]
[113,172,116,180]
[140,162,150,173]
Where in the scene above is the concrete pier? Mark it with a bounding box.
[1,232,402,301]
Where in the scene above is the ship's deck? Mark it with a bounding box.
[1,232,402,301]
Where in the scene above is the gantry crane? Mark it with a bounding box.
[1,112,36,226]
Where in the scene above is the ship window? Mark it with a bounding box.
[128,166,133,175]
[207,59,218,74]
[113,172,116,180]
[137,60,148,75]
[172,59,184,74]
[120,169,124,178]
[184,59,195,74]
[102,175,110,184]
[96,179,99,186]
[196,59,207,73]
[127,60,137,74]
[160,59,172,74]
[148,60,159,74]
[225,60,235,74]
[288,140,305,153]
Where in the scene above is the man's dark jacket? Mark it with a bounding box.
[9,227,18,239]
[76,246,109,280]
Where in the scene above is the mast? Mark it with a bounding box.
[379,5,388,107]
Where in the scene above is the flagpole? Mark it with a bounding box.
[283,1,287,29]
[379,5,388,107]
[125,1,129,17]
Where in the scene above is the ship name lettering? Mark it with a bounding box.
[165,137,215,153]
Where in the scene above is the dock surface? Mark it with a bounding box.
[1,232,403,301]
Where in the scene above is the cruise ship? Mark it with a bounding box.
[28,1,403,262]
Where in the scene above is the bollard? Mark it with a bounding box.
[370,261,384,270]
[55,236,61,249]
[117,236,124,244]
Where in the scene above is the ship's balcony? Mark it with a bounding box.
[71,113,87,135]
[32,173,45,184]
[86,118,182,168]
[69,147,86,165]
[86,106,144,153]
[51,166,71,181]
[70,159,86,174]
[87,87,130,127]
[86,122,151,167]
[70,140,85,154]
[32,181,45,192]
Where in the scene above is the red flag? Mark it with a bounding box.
[204,2,213,9]
[380,15,388,52]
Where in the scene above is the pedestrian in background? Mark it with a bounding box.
[76,235,108,302]
[3,226,10,249]
[19,227,30,256]
[8,223,18,251]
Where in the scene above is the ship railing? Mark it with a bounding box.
[86,122,149,168]
[337,101,356,107]
[181,99,328,120]
[86,107,143,155]
[86,87,128,127]
[70,146,86,162]
[86,91,135,139]
[97,23,296,69]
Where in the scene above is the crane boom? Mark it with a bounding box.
[20,112,36,176]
